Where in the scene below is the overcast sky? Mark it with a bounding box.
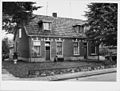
[3,0,91,40]
[33,0,91,20]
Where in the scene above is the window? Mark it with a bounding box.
[19,29,22,38]
[73,42,79,55]
[91,43,96,54]
[73,25,84,33]
[32,41,41,57]
[43,22,51,30]
[56,42,62,55]
[91,45,96,54]
[78,25,84,33]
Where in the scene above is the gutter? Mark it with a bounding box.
[27,35,87,39]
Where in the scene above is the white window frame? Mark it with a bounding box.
[56,41,63,57]
[43,22,51,30]
[73,42,80,55]
[32,40,41,56]
[19,29,22,38]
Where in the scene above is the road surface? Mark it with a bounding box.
[65,72,116,81]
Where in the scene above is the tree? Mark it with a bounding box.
[85,3,117,46]
[2,2,41,33]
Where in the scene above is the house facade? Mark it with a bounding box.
[14,13,98,62]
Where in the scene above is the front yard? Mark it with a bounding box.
[2,60,116,78]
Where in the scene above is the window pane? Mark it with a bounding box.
[32,46,41,57]
[73,42,79,55]
[57,42,62,55]
[43,23,51,30]
[73,42,78,47]
[33,41,41,46]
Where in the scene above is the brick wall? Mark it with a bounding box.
[63,39,73,57]
[14,28,29,61]
[17,36,94,62]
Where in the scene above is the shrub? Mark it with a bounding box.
[99,48,109,56]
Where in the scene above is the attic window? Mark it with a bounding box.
[43,22,51,30]
[73,25,84,33]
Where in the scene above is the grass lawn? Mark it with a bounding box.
[2,60,108,78]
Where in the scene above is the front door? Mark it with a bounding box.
[83,42,87,59]
[45,42,50,60]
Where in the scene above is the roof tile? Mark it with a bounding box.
[25,15,87,38]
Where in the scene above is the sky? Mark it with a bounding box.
[3,0,91,40]
[33,0,91,20]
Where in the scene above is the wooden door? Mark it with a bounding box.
[46,46,50,60]
[83,42,87,59]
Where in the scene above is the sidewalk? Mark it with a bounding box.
[2,69,19,80]
[2,68,116,81]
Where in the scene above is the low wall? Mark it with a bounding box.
[20,68,116,81]
[50,68,116,81]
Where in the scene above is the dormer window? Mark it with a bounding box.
[38,20,52,31]
[73,25,84,33]
[43,22,51,30]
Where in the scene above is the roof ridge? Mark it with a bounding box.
[25,14,87,38]
[33,14,86,21]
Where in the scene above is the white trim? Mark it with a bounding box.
[32,39,41,56]
[56,41,63,57]
[36,37,38,40]
[50,41,51,60]
[75,39,78,42]
[28,35,87,39]
[45,41,51,60]
[55,38,64,42]
[23,26,29,35]
[19,29,22,38]
[43,22,52,30]
[55,38,64,57]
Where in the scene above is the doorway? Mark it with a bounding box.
[83,42,87,59]
[45,42,50,60]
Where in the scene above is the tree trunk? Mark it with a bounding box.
[98,45,100,61]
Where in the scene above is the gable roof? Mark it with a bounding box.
[25,15,87,38]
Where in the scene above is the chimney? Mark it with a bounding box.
[52,13,57,17]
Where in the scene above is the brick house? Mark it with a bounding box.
[14,13,98,62]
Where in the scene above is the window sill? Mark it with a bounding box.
[74,54,80,56]
[57,55,63,58]
[90,53,97,56]
[44,29,51,31]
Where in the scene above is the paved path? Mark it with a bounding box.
[2,69,19,80]
[65,72,116,81]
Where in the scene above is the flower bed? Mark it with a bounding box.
[3,61,116,78]
[28,64,117,78]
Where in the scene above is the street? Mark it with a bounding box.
[65,72,116,81]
